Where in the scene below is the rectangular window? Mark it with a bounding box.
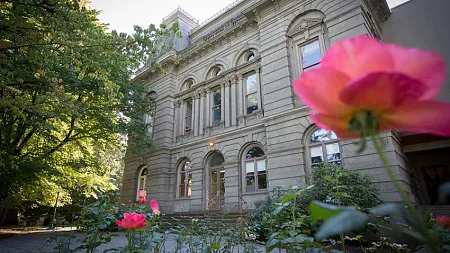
[300,40,321,72]
[185,100,192,134]
[212,89,221,124]
[245,74,259,114]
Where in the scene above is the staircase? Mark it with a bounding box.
[159,212,248,230]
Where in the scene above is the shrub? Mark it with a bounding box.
[248,164,382,240]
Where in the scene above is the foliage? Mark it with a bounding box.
[248,164,382,241]
[0,0,178,214]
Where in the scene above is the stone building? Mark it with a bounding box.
[121,0,450,213]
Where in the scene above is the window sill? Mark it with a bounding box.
[175,197,191,200]
[241,190,268,196]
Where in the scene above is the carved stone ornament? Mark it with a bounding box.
[287,19,322,37]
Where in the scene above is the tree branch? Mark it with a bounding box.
[44,116,76,156]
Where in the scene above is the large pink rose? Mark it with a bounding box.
[293,36,450,138]
[115,212,146,230]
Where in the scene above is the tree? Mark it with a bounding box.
[0,0,178,223]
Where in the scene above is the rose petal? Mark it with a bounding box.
[321,36,394,79]
[339,72,427,110]
[310,114,360,139]
[387,44,446,100]
[382,101,450,136]
[293,68,352,116]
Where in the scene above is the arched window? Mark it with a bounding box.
[183,79,194,91]
[136,167,147,200]
[208,65,224,79]
[178,160,192,198]
[308,128,342,167]
[247,52,255,61]
[243,146,267,192]
[208,152,225,208]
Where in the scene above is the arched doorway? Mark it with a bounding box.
[207,152,225,210]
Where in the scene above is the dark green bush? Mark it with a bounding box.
[248,164,382,240]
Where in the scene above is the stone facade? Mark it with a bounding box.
[122,0,450,213]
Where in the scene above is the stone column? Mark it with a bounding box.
[238,75,245,117]
[224,79,231,128]
[220,82,225,125]
[206,89,211,127]
[180,101,186,136]
[173,100,181,142]
[255,67,262,111]
[230,76,237,126]
[193,93,200,136]
[199,90,206,135]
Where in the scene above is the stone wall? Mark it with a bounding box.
[120,0,421,212]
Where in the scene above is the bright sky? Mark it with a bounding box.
[90,0,411,34]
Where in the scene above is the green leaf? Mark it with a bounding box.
[210,242,221,250]
[266,238,280,252]
[281,193,296,203]
[309,201,355,222]
[323,175,333,182]
[314,210,369,241]
[370,203,412,224]
[203,246,212,253]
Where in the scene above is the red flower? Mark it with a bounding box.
[436,216,450,226]
[150,199,160,215]
[115,212,146,230]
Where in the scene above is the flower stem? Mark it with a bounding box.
[370,134,438,253]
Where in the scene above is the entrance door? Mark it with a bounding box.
[209,169,225,209]
[207,153,225,210]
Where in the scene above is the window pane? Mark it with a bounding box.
[246,74,257,93]
[213,90,221,105]
[139,177,145,190]
[213,106,221,123]
[246,175,255,192]
[209,153,224,167]
[303,63,321,72]
[179,185,185,197]
[187,173,192,197]
[326,143,341,161]
[246,147,265,159]
[247,93,258,114]
[257,160,266,172]
[247,54,255,61]
[210,171,218,194]
[301,40,321,69]
[310,146,324,164]
[180,172,186,185]
[220,170,225,195]
[310,129,337,144]
[258,173,267,189]
[185,101,192,132]
[246,161,255,174]
[184,161,191,171]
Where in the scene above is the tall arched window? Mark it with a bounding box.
[243,146,267,192]
[136,167,147,200]
[308,128,342,167]
[178,160,192,198]
[208,153,225,209]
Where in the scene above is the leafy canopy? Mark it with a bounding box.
[0,0,178,208]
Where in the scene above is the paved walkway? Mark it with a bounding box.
[0,230,275,253]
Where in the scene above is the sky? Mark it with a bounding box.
[90,0,411,34]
